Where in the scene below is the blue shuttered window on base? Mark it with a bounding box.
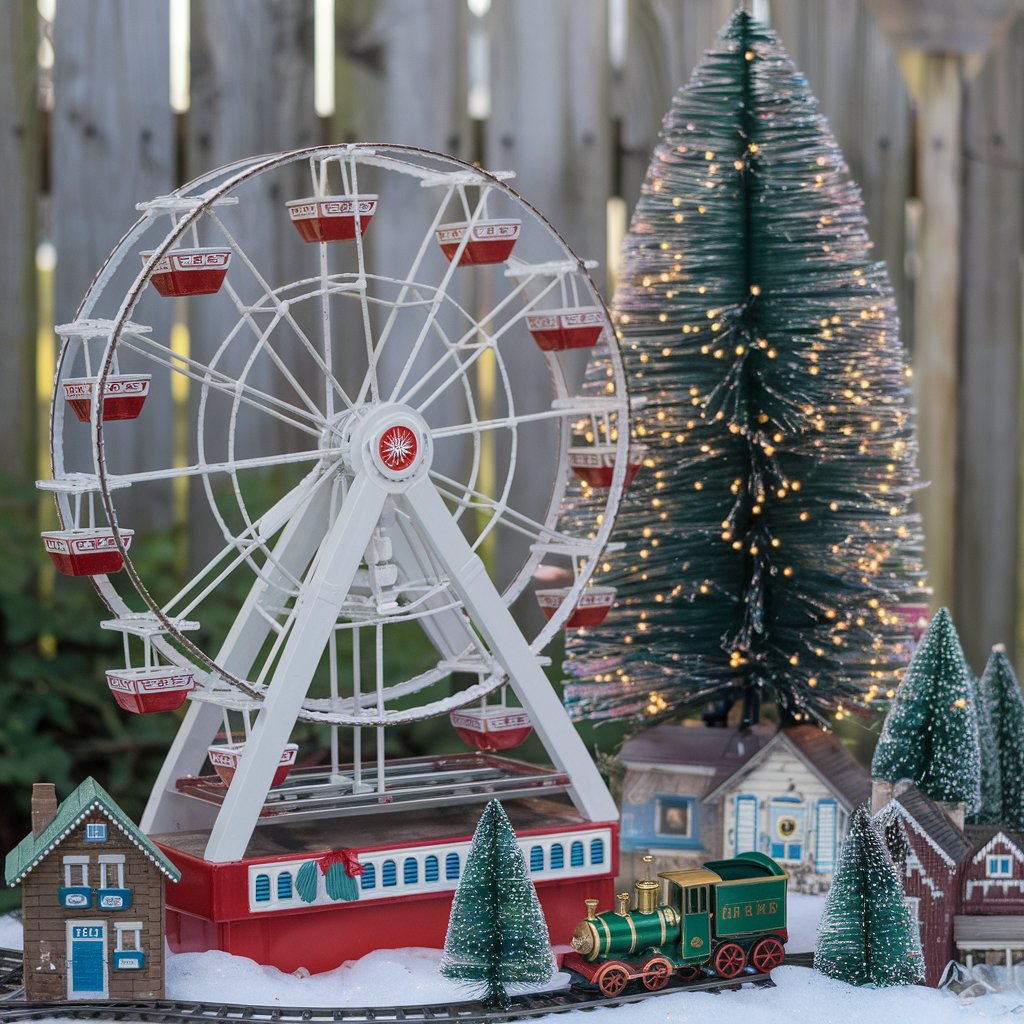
[361,864,376,890]
[550,844,564,870]
[446,852,460,880]
[425,856,439,882]
[530,846,544,872]
[590,838,604,865]
[254,874,271,902]
[570,841,584,867]
[382,860,397,886]
[404,859,419,885]
[277,873,293,900]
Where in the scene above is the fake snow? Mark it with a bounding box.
[2,911,1019,1020]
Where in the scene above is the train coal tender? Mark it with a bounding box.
[563,852,788,996]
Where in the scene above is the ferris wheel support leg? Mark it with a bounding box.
[402,476,619,824]
[141,481,333,835]
[203,472,389,863]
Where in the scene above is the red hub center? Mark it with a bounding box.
[378,424,418,471]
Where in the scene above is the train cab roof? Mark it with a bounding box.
[657,867,722,888]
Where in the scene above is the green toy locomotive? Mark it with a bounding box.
[563,852,788,996]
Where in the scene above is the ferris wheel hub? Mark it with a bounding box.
[326,404,433,491]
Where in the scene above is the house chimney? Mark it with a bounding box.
[31,783,57,838]
[871,778,894,814]
[939,801,966,831]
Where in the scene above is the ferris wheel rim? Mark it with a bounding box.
[49,143,632,725]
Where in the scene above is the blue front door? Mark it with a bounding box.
[67,922,107,999]
[769,801,805,861]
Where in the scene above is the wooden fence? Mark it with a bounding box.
[1,0,1022,672]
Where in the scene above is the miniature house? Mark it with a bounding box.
[616,722,870,893]
[4,779,180,1001]
[874,780,1024,986]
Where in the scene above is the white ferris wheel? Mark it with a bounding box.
[42,145,638,863]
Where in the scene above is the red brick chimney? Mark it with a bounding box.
[31,783,57,838]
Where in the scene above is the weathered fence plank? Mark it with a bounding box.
[958,10,1024,667]
[0,2,39,485]
[52,0,175,527]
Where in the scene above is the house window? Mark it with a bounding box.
[445,852,460,880]
[656,797,694,838]
[361,864,376,890]
[571,841,584,867]
[98,855,126,889]
[590,838,605,865]
[254,874,271,902]
[85,823,108,843]
[551,844,565,870]
[530,846,544,872]
[404,858,419,885]
[382,860,397,887]
[424,856,439,882]
[987,856,1013,878]
[114,922,142,952]
[277,872,293,900]
[63,856,89,887]
[904,895,922,950]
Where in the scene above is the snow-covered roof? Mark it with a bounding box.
[873,784,972,869]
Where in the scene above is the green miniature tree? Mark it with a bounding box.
[563,9,925,730]
[440,800,553,1009]
[978,645,1024,828]
[814,805,923,986]
[871,608,980,812]
[968,667,1003,825]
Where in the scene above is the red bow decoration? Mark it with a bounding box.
[318,849,364,877]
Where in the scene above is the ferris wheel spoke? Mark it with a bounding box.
[430,404,587,439]
[106,447,334,488]
[399,272,561,414]
[428,470,581,550]
[161,469,331,620]
[218,278,324,419]
[206,210,360,415]
[120,335,324,438]
[386,187,494,403]
[355,185,458,408]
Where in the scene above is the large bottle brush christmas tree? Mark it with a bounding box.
[564,10,925,728]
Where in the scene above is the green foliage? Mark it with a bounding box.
[565,10,924,728]
[814,805,923,987]
[978,646,1024,829]
[441,800,552,1009]
[871,608,980,810]
[968,666,1003,825]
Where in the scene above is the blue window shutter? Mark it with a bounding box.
[815,799,838,872]
[404,859,419,885]
[424,856,439,882]
[445,852,460,880]
[530,846,544,872]
[382,859,397,886]
[590,839,604,865]
[254,874,271,902]
[571,841,584,867]
[551,844,564,869]
[277,873,293,900]
[361,864,376,890]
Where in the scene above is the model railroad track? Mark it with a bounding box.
[0,950,814,1023]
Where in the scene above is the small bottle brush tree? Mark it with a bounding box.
[978,645,1024,828]
[814,805,923,987]
[968,664,1003,826]
[441,800,553,1009]
[563,10,925,729]
[871,608,980,813]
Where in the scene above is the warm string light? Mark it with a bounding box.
[562,10,925,728]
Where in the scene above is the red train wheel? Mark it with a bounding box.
[713,942,747,979]
[596,963,631,997]
[641,957,673,991]
[750,937,785,973]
